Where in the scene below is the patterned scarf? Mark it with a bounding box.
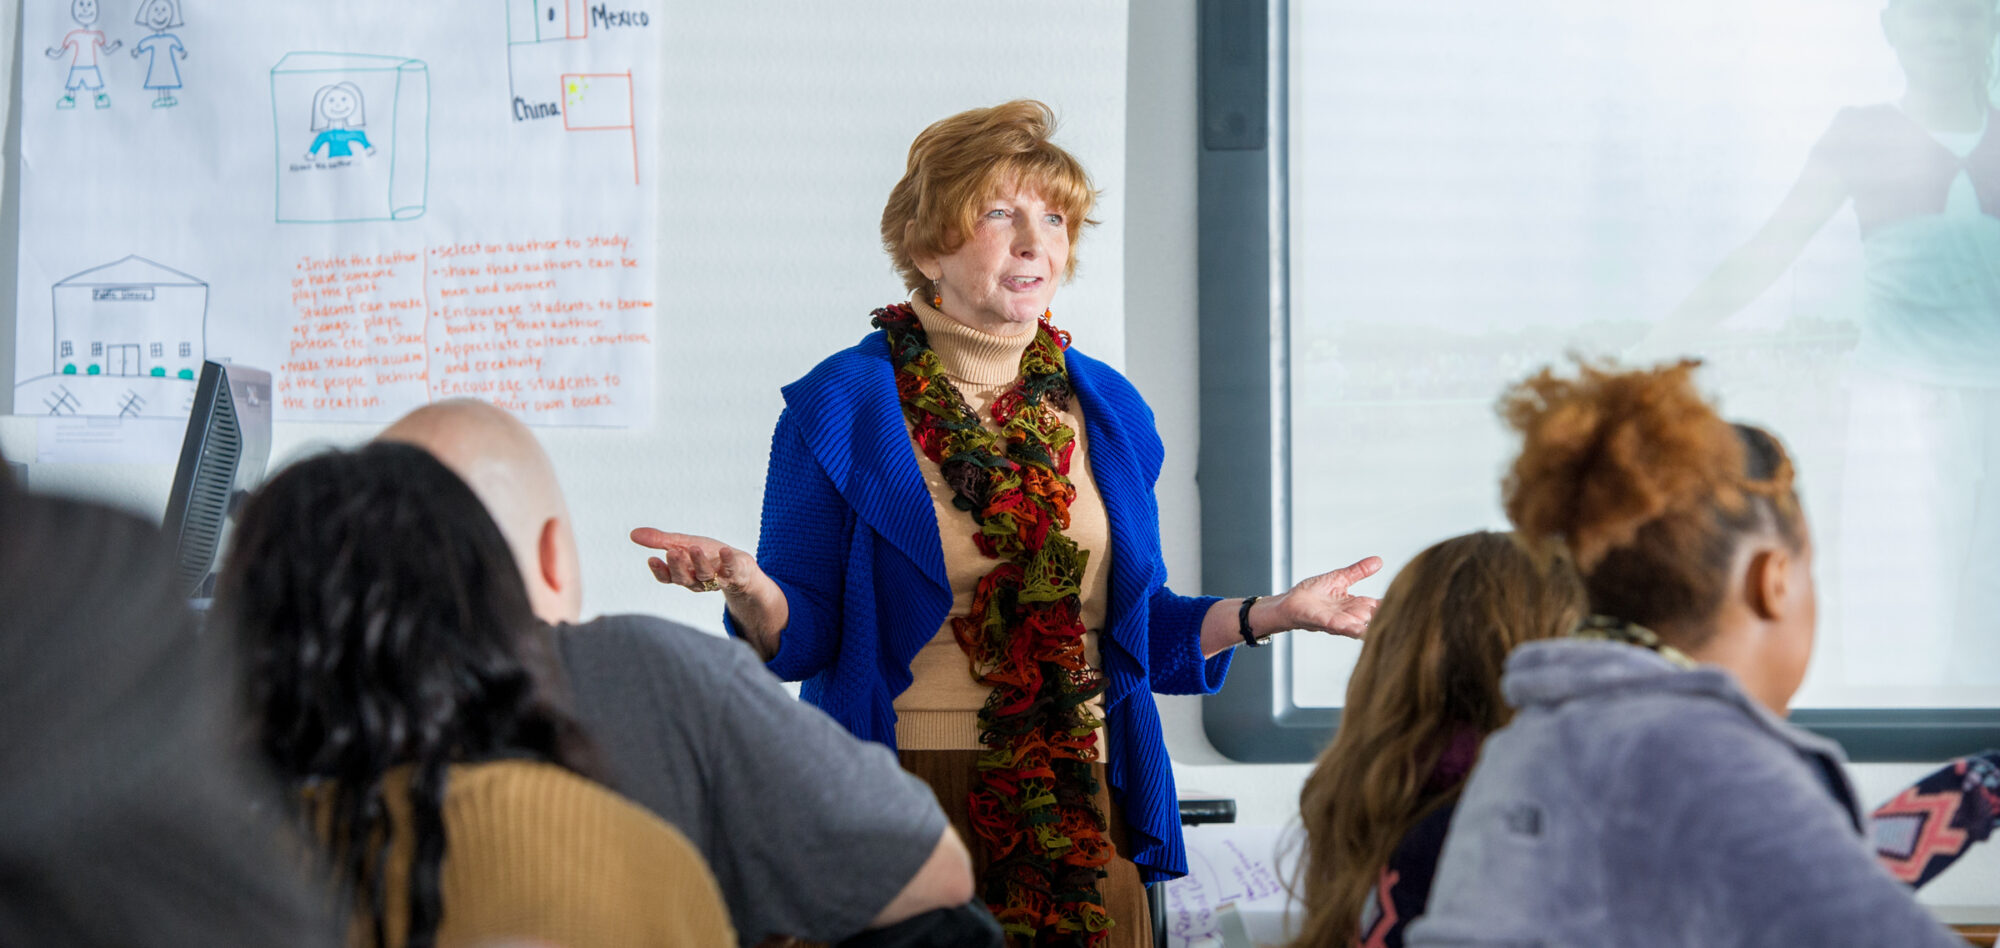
[873,303,1113,946]
[1568,614,1699,670]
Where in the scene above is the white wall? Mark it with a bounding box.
[1122,0,1999,917]
[1123,0,1227,776]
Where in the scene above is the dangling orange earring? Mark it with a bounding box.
[930,279,943,308]
[1040,308,1071,349]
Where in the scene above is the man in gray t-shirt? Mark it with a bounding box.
[550,613,949,944]
[380,401,986,947]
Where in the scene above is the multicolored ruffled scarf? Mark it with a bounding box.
[873,302,1113,946]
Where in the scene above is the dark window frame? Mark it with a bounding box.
[1194,0,2000,764]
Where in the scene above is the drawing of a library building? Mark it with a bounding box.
[50,255,207,380]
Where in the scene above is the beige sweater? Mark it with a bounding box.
[892,298,1115,750]
[339,760,735,948]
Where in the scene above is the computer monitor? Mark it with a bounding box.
[162,361,273,599]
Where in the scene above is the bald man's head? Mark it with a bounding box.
[379,400,583,623]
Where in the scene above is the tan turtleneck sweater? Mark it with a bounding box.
[892,298,1116,750]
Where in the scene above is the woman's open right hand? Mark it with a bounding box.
[629,528,753,592]
[629,528,789,659]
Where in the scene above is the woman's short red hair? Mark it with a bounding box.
[880,100,1098,293]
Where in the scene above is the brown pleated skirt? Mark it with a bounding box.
[899,749,1151,948]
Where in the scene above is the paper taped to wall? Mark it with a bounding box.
[14,0,663,459]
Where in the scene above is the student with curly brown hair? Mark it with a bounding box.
[1405,360,1964,947]
[1285,532,1585,948]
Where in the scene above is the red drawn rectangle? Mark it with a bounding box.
[560,72,634,131]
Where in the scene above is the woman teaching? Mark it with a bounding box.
[633,99,1381,946]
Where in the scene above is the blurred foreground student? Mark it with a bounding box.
[1287,532,1585,948]
[218,443,734,948]
[0,469,332,946]
[381,400,993,948]
[1406,360,1964,947]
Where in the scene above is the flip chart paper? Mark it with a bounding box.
[15,0,663,456]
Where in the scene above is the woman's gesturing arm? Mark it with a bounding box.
[1197,556,1385,658]
[630,409,849,676]
[629,528,789,659]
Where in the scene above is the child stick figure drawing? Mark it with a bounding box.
[306,82,375,161]
[131,0,186,109]
[45,0,121,110]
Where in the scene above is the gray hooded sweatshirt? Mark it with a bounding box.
[1405,639,1963,948]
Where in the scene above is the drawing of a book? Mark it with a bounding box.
[271,52,429,223]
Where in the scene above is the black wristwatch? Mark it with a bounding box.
[1238,596,1262,648]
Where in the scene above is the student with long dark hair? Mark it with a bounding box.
[381,399,992,948]
[217,442,733,948]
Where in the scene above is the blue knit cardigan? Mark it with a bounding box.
[727,327,1232,883]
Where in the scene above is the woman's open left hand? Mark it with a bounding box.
[1265,556,1384,639]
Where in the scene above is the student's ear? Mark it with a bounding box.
[537,516,576,606]
[1745,546,1794,622]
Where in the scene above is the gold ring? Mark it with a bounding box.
[695,578,722,592]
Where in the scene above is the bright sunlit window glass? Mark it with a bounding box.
[1287,0,2000,710]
